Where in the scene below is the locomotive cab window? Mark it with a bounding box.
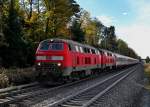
[40,42,64,50]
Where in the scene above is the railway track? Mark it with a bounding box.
[0,82,40,99]
[48,65,138,107]
[0,65,138,107]
[0,72,102,106]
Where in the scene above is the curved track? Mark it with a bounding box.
[0,65,138,107]
[48,65,137,107]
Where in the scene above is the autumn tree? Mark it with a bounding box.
[0,0,139,67]
[70,18,85,43]
[128,47,138,58]
[43,0,80,37]
[116,39,138,58]
[145,56,150,63]
[100,26,117,51]
[117,39,128,55]
[76,10,100,45]
[93,18,103,45]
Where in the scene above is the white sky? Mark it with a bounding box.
[97,0,150,58]
[116,0,150,58]
[76,0,150,58]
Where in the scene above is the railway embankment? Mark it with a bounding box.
[136,64,150,107]
[86,64,145,107]
[0,64,146,107]
[0,67,37,88]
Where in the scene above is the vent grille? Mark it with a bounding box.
[36,63,60,72]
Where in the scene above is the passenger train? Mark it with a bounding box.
[35,39,139,81]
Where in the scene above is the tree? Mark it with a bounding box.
[1,0,28,67]
[43,0,80,37]
[0,0,7,47]
[127,47,138,58]
[145,56,150,63]
[100,26,117,52]
[93,18,103,45]
[117,39,128,55]
[116,39,138,58]
[70,18,85,43]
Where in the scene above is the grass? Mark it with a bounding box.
[0,67,37,88]
[144,64,150,90]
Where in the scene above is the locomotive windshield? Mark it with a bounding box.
[40,41,64,50]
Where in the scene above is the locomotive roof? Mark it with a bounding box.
[42,38,98,50]
[41,38,138,60]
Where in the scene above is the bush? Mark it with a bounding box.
[0,68,9,88]
[144,64,150,83]
[0,67,37,88]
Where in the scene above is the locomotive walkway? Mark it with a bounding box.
[0,64,141,107]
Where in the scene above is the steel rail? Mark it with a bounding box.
[47,65,137,107]
[83,66,137,107]
[0,72,99,106]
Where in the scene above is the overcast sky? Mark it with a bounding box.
[75,0,150,58]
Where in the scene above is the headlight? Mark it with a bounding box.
[36,56,46,60]
[37,62,41,66]
[51,56,64,60]
[57,63,61,66]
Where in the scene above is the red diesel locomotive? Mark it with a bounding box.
[35,38,138,81]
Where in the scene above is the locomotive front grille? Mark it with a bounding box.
[36,62,61,72]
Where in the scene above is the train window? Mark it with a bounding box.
[90,49,92,54]
[80,47,83,53]
[94,49,96,54]
[102,52,104,55]
[40,42,64,50]
[106,53,108,56]
[97,50,99,55]
[72,45,76,52]
[68,44,72,51]
[85,48,87,53]
[88,48,90,53]
[91,49,95,54]
[83,47,86,53]
[40,42,49,50]
[96,51,99,55]
[75,46,79,52]
[49,43,64,50]
[99,50,102,55]
[91,49,94,54]
[87,48,90,53]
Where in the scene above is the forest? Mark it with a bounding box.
[0,0,139,68]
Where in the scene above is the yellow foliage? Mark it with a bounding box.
[45,10,54,18]
[30,12,38,22]
[145,64,150,73]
